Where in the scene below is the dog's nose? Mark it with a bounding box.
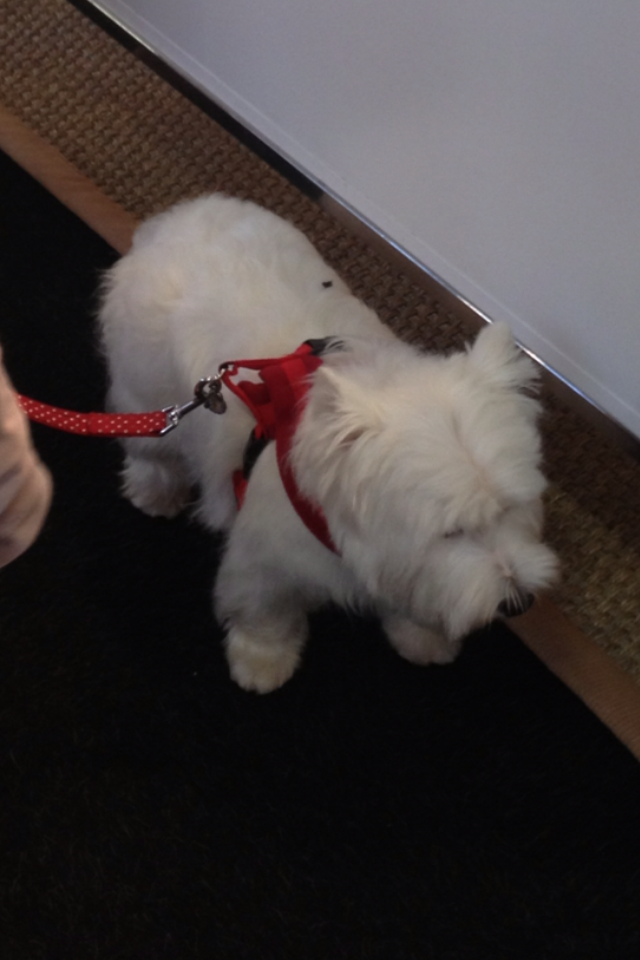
[497,591,534,619]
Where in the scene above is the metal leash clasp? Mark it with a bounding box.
[160,375,227,436]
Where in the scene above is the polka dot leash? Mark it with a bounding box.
[16,376,227,438]
[16,394,169,436]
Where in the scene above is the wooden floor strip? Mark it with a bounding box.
[510,598,640,761]
[0,102,137,255]
[2,101,639,760]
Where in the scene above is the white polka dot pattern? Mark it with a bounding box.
[16,394,168,437]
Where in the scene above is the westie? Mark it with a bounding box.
[99,194,557,693]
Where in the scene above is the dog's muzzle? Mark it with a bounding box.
[497,590,534,619]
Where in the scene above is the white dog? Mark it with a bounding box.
[99,194,557,693]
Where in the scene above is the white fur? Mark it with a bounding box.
[99,194,558,693]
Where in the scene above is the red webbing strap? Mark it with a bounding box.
[222,344,337,553]
[16,394,168,437]
[232,467,249,509]
[221,345,316,434]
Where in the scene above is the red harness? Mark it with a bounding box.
[17,341,337,553]
[220,342,336,551]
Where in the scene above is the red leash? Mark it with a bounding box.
[16,394,169,437]
[17,340,337,551]
[16,375,226,438]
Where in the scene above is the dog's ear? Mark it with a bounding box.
[468,322,539,393]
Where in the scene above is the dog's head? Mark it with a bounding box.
[292,322,558,639]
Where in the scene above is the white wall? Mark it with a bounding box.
[92,0,640,439]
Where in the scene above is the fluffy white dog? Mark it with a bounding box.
[99,194,557,693]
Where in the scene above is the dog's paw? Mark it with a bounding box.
[121,456,190,519]
[224,626,303,694]
[383,616,462,666]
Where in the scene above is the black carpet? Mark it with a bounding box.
[1,149,639,960]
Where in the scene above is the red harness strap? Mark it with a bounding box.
[220,342,337,553]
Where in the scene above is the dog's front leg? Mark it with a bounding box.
[222,613,308,694]
[215,544,308,694]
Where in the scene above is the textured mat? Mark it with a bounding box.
[1,0,640,677]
